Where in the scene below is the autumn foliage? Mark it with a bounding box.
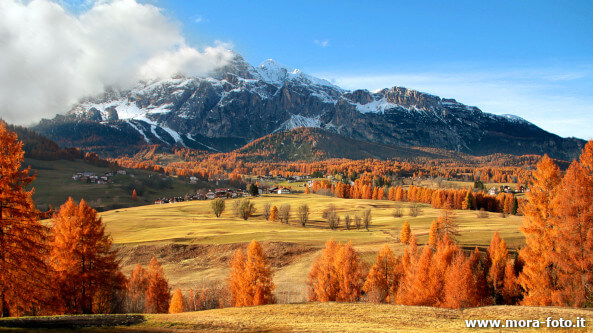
[0,121,49,317]
[127,264,149,313]
[517,142,593,307]
[229,240,275,307]
[363,245,400,303]
[400,221,411,244]
[145,257,171,313]
[518,155,562,306]
[307,239,367,302]
[269,205,278,221]
[169,288,184,313]
[50,197,125,314]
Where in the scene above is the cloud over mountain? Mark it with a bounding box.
[0,0,233,125]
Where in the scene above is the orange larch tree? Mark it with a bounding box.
[518,155,562,306]
[468,247,491,306]
[245,240,275,306]
[269,205,278,221]
[168,288,184,313]
[396,234,419,304]
[0,122,50,317]
[550,141,593,306]
[145,257,171,313]
[400,221,411,244]
[441,255,475,309]
[501,261,522,305]
[229,248,248,306]
[427,235,460,306]
[308,239,366,303]
[399,246,435,306]
[127,264,149,313]
[363,245,399,303]
[229,240,275,307]
[335,241,366,302]
[50,197,125,314]
[487,231,508,303]
[307,239,340,302]
[428,219,441,248]
[438,203,459,242]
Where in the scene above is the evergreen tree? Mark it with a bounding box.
[248,184,259,197]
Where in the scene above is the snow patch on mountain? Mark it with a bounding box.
[126,120,150,143]
[501,114,529,124]
[254,59,340,89]
[352,97,398,114]
[276,114,321,132]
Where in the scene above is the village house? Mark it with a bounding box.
[278,188,291,194]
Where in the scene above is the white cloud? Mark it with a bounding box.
[319,69,593,140]
[192,14,203,23]
[314,39,329,47]
[0,0,233,126]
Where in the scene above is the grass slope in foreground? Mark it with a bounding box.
[2,303,591,332]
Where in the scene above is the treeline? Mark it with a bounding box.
[310,180,521,215]
[112,142,539,185]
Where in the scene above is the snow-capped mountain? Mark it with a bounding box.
[34,54,585,159]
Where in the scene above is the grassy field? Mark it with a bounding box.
[25,158,213,211]
[101,193,524,300]
[3,303,591,332]
[103,193,523,248]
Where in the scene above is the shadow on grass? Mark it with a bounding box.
[0,314,145,329]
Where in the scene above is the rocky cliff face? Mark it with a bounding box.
[33,54,585,160]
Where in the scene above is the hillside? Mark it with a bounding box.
[32,54,585,160]
[25,158,211,212]
[233,127,470,161]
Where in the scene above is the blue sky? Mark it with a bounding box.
[150,0,593,139]
[29,1,593,139]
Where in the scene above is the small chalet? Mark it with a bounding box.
[278,188,291,194]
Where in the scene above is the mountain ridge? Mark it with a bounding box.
[32,53,586,160]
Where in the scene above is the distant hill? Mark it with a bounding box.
[8,124,83,161]
[233,127,469,162]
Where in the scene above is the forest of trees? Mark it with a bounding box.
[2,121,593,317]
